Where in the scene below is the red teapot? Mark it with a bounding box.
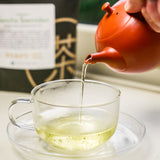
[85,0,160,73]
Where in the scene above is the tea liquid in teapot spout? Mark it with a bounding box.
[85,0,160,73]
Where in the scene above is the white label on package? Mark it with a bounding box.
[0,4,55,70]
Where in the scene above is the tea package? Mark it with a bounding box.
[0,0,79,92]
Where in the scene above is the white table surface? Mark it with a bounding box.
[0,81,160,160]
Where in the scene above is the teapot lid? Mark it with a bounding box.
[96,0,131,39]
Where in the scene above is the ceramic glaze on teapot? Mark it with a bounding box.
[85,0,160,73]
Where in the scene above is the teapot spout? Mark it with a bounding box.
[85,47,126,72]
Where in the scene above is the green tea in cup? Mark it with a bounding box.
[9,79,120,152]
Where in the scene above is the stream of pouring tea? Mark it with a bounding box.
[80,62,88,121]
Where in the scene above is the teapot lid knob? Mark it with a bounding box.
[101,2,114,14]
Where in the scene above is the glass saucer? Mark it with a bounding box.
[7,112,146,160]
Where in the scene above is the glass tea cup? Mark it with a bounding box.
[8,79,120,153]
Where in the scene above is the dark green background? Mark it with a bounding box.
[79,0,118,24]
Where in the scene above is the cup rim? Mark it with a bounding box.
[31,79,121,108]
